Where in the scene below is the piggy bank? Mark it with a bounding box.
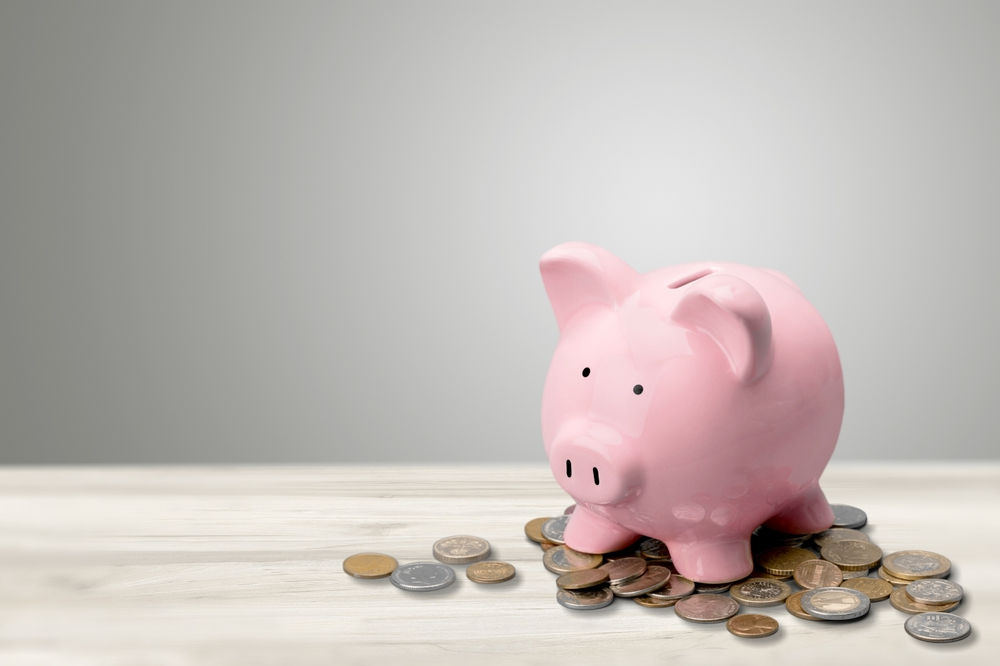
[540,242,843,583]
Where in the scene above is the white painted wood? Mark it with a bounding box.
[0,464,995,665]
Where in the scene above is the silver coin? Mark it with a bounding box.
[649,575,696,600]
[812,528,870,549]
[695,581,732,594]
[599,557,647,585]
[905,579,964,605]
[432,535,491,564]
[610,565,671,598]
[556,586,614,610]
[390,561,456,592]
[541,515,571,544]
[639,538,672,560]
[830,504,867,529]
[674,593,740,623]
[904,612,972,643]
[800,586,871,620]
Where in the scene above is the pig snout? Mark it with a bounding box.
[548,422,640,506]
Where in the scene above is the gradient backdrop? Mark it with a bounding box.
[1,1,998,463]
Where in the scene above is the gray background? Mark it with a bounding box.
[1,1,997,464]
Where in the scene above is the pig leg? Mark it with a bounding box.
[763,483,835,534]
[563,504,640,554]
[667,536,754,584]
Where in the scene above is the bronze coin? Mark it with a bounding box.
[755,547,818,576]
[633,594,678,608]
[877,566,912,586]
[793,559,844,589]
[599,557,647,584]
[543,545,603,575]
[890,586,960,614]
[557,568,610,590]
[343,552,398,579]
[649,575,696,600]
[727,613,779,638]
[820,540,882,571]
[812,528,870,549]
[524,517,554,544]
[675,594,740,623]
[840,577,893,602]
[785,590,821,621]
[610,565,671,597]
[466,560,516,584]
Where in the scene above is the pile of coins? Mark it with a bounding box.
[526,503,971,642]
[344,534,516,591]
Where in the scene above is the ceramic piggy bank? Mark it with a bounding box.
[540,242,843,583]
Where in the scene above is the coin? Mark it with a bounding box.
[841,569,872,580]
[695,581,733,594]
[785,590,821,621]
[890,586,960,614]
[755,547,818,576]
[882,550,951,580]
[749,567,792,581]
[878,566,912,586]
[599,557,646,584]
[466,561,515,584]
[639,538,672,561]
[633,594,678,608]
[611,565,671,597]
[556,568,610,590]
[649,575,696,600]
[541,542,557,551]
[840,577,893,601]
[793,559,843,589]
[524,517,553,544]
[541,515,571,544]
[830,504,867,529]
[820,540,882,571]
[675,594,740,623]
[556,586,614,610]
[727,613,779,638]
[812,528,870,549]
[543,545,603,575]
[390,562,456,592]
[343,553,398,579]
[904,612,972,643]
[800,587,871,620]
[905,579,963,605]
[432,535,491,564]
[730,577,792,607]
[602,545,643,561]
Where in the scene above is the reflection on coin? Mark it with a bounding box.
[890,587,960,614]
[541,515,571,544]
[756,547,818,576]
[466,561,515,584]
[727,613,779,638]
[634,594,678,608]
[793,559,843,589]
[675,594,740,623]
[599,557,646,585]
[556,586,614,610]
[904,612,972,643]
[812,528,870,549]
[543,545,603,575]
[343,553,398,579]
[883,550,951,580]
[800,587,871,620]
[524,518,553,544]
[830,504,867,529]
[820,540,882,571]
[649,575,696,600]
[906,579,963,605]
[840,577,893,602]
[730,578,792,607]
[390,562,456,592]
[611,565,671,597]
[785,590,821,621]
[878,566,912,586]
[556,568,609,590]
[639,538,672,561]
[433,535,491,564]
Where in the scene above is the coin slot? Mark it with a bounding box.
[566,460,572,478]
[667,268,714,289]
[593,467,600,485]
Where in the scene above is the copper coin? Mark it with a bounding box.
[634,594,678,608]
[599,557,646,584]
[755,547,818,576]
[466,560,515,584]
[840,576,893,602]
[883,550,951,580]
[785,590,821,621]
[610,565,671,597]
[727,613,779,638]
[543,545,603,575]
[556,568,610,590]
[820,540,882,571]
[649,574,695,600]
[343,552,398,579]
[793,559,844,589]
[890,587,960,614]
[524,517,554,544]
[675,594,740,623]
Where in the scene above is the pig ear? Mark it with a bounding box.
[540,242,640,331]
[671,274,773,383]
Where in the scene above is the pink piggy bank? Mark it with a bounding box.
[540,242,843,583]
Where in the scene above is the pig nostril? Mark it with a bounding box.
[566,460,572,478]
[593,467,600,485]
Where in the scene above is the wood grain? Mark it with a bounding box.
[0,464,995,665]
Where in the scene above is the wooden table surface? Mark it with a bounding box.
[0,463,996,665]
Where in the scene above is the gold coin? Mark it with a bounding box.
[793,559,843,589]
[343,552,398,579]
[882,550,951,580]
[755,547,818,576]
[634,594,678,608]
[543,545,603,575]
[889,586,960,614]
[785,590,821,621]
[466,560,515,584]
[877,566,911,586]
[820,540,882,571]
[729,578,792,607]
[812,528,870,549]
[556,568,610,590]
[840,577,893,601]
[524,517,554,544]
[750,567,792,581]
[727,613,779,638]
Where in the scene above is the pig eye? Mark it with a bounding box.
[633,384,643,395]
[582,367,590,377]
